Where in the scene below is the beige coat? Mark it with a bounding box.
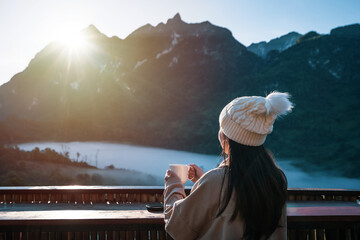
[164,166,287,240]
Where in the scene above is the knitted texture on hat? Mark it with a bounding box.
[219,92,293,146]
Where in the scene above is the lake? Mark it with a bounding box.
[17,142,360,189]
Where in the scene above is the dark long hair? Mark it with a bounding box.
[217,138,287,240]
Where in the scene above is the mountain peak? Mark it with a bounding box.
[166,13,183,25]
[247,31,302,58]
[330,23,360,38]
[81,24,107,39]
[82,24,101,34]
[87,24,99,30]
[296,31,320,44]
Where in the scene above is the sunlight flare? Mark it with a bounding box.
[58,32,87,51]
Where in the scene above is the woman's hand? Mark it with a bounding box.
[188,164,205,183]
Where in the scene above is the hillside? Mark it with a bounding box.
[248,24,360,177]
[0,14,359,177]
[0,145,159,185]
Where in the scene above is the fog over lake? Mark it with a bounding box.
[18,142,360,189]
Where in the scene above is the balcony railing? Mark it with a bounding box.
[0,186,359,240]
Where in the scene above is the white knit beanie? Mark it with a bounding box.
[219,92,294,146]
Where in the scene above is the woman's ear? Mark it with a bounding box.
[219,130,230,154]
[223,139,230,155]
[218,130,223,148]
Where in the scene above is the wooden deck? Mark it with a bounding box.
[0,187,359,240]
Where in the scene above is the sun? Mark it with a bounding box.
[58,32,87,51]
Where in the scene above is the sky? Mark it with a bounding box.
[0,0,359,86]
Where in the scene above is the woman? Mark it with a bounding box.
[164,92,293,240]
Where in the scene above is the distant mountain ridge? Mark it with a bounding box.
[247,31,302,58]
[0,15,359,177]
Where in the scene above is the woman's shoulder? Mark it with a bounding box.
[190,166,226,196]
[195,166,227,187]
[207,166,227,177]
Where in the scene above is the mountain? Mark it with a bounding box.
[244,24,360,177]
[0,13,262,151]
[247,32,302,58]
[0,15,359,177]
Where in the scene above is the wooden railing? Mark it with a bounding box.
[1,186,359,203]
[287,188,360,202]
[0,186,359,240]
[0,186,166,204]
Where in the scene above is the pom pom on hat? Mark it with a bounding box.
[265,91,294,116]
[219,91,294,146]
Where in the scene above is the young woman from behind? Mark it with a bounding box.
[164,92,293,240]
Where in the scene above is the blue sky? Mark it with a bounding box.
[0,0,359,86]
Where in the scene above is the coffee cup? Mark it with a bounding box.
[169,164,189,184]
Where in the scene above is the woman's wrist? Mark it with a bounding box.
[165,170,183,187]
